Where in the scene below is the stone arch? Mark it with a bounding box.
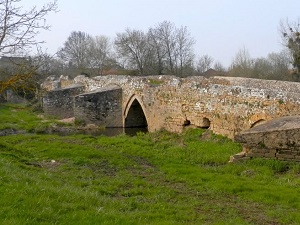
[124,95,148,128]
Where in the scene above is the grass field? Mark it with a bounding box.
[1,104,300,224]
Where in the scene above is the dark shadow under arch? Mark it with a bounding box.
[250,119,266,128]
[201,117,211,129]
[125,99,148,129]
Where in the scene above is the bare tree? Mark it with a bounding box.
[114,21,195,76]
[0,56,35,94]
[33,53,64,75]
[252,57,273,79]
[174,25,195,76]
[147,21,195,76]
[231,47,253,69]
[229,48,291,80]
[213,61,226,72]
[148,27,166,74]
[58,31,92,73]
[229,47,254,77]
[279,19,300,73]
[253,51,291,80]
[88,35,112,76]
[268,51,291,74]
[153,21,177,74]
[0,0,57,55]
[195,55,214,74]
[114,28,150,75]
[0,0,57,95]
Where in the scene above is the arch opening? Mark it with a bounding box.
[200,117,211,129]
[183,119,191,126]
[125,99,148,129]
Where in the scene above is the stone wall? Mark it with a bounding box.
[74,87,123,127]
[43,84,85,119]
[235,116,300,161]
[43,75,300,139]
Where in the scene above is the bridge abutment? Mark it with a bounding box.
[74,87,123,127]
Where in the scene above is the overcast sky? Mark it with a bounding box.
[27,0,299,67]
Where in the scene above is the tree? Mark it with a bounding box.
[114,21,195,76]
[213,61,226,73]
[0,0,58,95]
[148,27,166,75]
[174,25,195,76]
[58,32,117,76]
[115,28,151,75]
[252,57,273,79]
[33,53,64,76]
[0,0,57,55]
[228,49,291,81]
[57,31,92,73]
[267,51,291,79]
[0,56,36,94]
[152,21,177,74]
[195,55,214,74]
[231,47,253,69]
[279,19,300,73]
[148,21,195,76]
[252,52,291,81]
[88,35,112,76]
[229,47,254,77]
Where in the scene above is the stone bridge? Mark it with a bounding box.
[42,75,300,139]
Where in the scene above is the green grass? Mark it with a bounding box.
[0,104,53,132]
[1,104,300,224]
[0,104,73,133]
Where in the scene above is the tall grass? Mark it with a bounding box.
[1,104,300,224]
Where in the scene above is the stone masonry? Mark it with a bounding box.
[43,75,300,139]
[234,116,300,161]
[43,84,85,119]
[74,87,123,127]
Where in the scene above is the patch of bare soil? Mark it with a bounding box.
[58,117,75,123]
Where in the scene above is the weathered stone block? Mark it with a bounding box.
[74,87,123,127]
[43,84,85,119]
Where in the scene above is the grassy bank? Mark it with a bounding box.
[0,104,300,224]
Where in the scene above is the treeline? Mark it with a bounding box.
[49,20,300,81]
[2,0,299,103]
[56,21,196,77]
[228,47,296,81]
[2,20,300,82]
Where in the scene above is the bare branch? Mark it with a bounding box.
[0,0,58,55]
[279,18,300,72]
[0,0,58,95]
